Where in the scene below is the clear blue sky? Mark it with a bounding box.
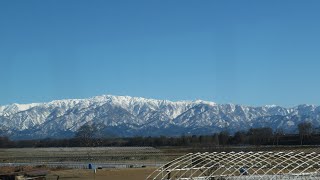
[1,0,320,107]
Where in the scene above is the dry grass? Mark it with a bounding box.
[0,165,47,174]
[1,166,155,180]
[47,168,156,180]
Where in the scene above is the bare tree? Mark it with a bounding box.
[233,131,246,145]
[75,124,97,146]
[218,131,229,146]
[298,121,313,145]
[248,127,273,146]
[274,128,284,146]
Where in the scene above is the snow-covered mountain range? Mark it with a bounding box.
[0,95,320,139]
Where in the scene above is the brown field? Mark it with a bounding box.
[0,166,156,180]
[47,168,156,180]
[1,146,320,179]
[0,147,177,165]
[0,147,164,180]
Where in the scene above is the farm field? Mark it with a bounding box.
[0,147,175,167]
[0,166,156,180]
[47,168,157,180]
[0,147,169,179]
[1,146,320,179]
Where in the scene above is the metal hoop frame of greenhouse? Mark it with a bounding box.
[146,151,320,180]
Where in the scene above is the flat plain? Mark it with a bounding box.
[1,146,320,179]
[0,147,175,180]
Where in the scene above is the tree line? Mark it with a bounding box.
[0,121,318,148]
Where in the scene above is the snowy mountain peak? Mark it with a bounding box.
[264,104,278,108]
[0,103,40,116]
[193,100,216,106]
[0,94,319,140]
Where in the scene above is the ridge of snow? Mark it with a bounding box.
[1,94,320,140]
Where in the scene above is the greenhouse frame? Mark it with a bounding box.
[146,151,320,180]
